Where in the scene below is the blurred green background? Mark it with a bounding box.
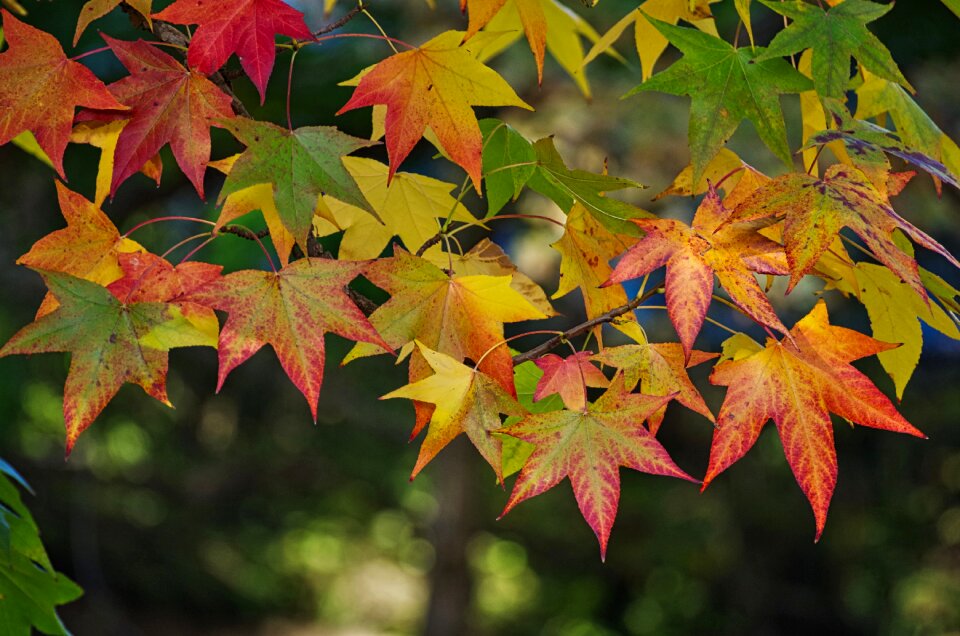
[1,0,959,634]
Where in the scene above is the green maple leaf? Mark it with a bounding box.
[0,469,81,636]
[756,0,911,99]
[217,118,378,250]
[0,269,217,453]
[626,17,811,185]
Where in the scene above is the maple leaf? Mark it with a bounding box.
[184,258,391,421]
[77,36,233,198]
[17,183,144,318]
[703,300,926,539]
[74,0,152,46]
[552,203,647,345]
[382,342,523,481]
[0,10,126,178]
[829,261,960,399]
[422,238,556,317]
[499,375,697,559]
[533,351,609,412]
[317,156,477,260]
[583,0,719,81]
[731,164,960,296]
[209,154,296,267]
[474,0,607,97]
[856,69,960,192]
[606,188,789,358]
[152,0,312,103]
[626,17,811,185]
[217,117,376,249]
[461,0,547,83]
[804,108,960,192]
[0,269,219,453]
[337,30,532,191]
[70,120,163,207]
[479,119,537,216]
[480,122,650,233]
[344,247,548,397]
[756,0,911,99]
[594,343,716,434]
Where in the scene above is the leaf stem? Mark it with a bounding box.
[362,7,399,55]
[71,46,111,61]
[311,32,415,50]
[160,232,212,260]
[286,46,300,132]
[123,216,216,237]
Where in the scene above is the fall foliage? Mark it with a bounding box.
[1,1,959,628]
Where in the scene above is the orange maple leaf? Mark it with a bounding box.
[703,300,926,540]
[606,188,789,358]
[731,164,960,295]
[17,183,144,318]
[0,10,126,177]
[337,30,532,190]
[461,0,547,82]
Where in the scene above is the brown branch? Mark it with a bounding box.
[315,4,364,36]
[415,233,445,257]
[218,224,269,241]
[512,286,664,365]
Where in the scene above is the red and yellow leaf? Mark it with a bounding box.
[594,343,716,433]
[704,300,926,539]
[606,188,789,358]
[533,351,608,412]
[499,375,697,559]
[77,36,233,198]
[345,247,548,397]
[461,0,547,82]
[732,164,960,295]
[0,10,126,177]
[185,258,391,421]
[337,30,532,190]
[382,342,522,481]
[17,183,144,318]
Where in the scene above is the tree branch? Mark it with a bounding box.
[315,4,364,36]
[218,224,269,241]
[511,286,664,365]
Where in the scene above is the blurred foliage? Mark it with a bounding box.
[0,0,958,634]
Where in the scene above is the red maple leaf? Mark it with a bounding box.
[153,0,312,103]
[703,300,926,539]
[77,36,234,198]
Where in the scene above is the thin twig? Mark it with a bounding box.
[218,224,269,241]
[512,286,664,365]
[315,4,364,36]
[415,234,445,257]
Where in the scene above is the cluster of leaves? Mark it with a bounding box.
[1,0,959,584]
